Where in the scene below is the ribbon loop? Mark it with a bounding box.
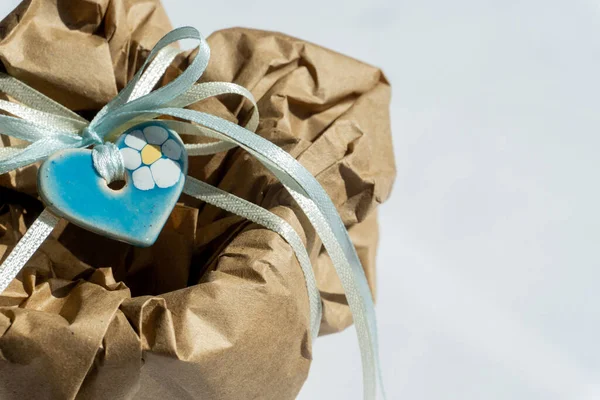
[91,142,125,184]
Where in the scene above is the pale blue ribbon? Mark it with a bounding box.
[0,26,385,399]
[0,27,208,172]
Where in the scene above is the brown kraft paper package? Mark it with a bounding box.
[0,0,395,399]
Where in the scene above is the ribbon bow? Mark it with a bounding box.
[0,27,384,399]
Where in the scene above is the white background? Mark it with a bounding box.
[2,1,600,399]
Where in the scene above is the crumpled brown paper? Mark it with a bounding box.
[0,0,395,399]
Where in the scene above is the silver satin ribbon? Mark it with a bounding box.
[0,208,60,293]
[0,27,384,399]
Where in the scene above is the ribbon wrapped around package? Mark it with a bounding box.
[0,0,395,399]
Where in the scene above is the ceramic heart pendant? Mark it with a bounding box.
[38,122,188,247]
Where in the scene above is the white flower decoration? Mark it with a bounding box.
[119,125,184,191]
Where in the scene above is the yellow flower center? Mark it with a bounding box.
[141,144,162,165]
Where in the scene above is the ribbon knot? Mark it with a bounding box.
[81,126,102,145]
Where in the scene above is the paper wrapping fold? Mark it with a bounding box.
[0,0,395,399]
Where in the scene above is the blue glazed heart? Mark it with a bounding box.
[38,122,188,247]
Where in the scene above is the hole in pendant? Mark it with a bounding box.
[108,179,126,191]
